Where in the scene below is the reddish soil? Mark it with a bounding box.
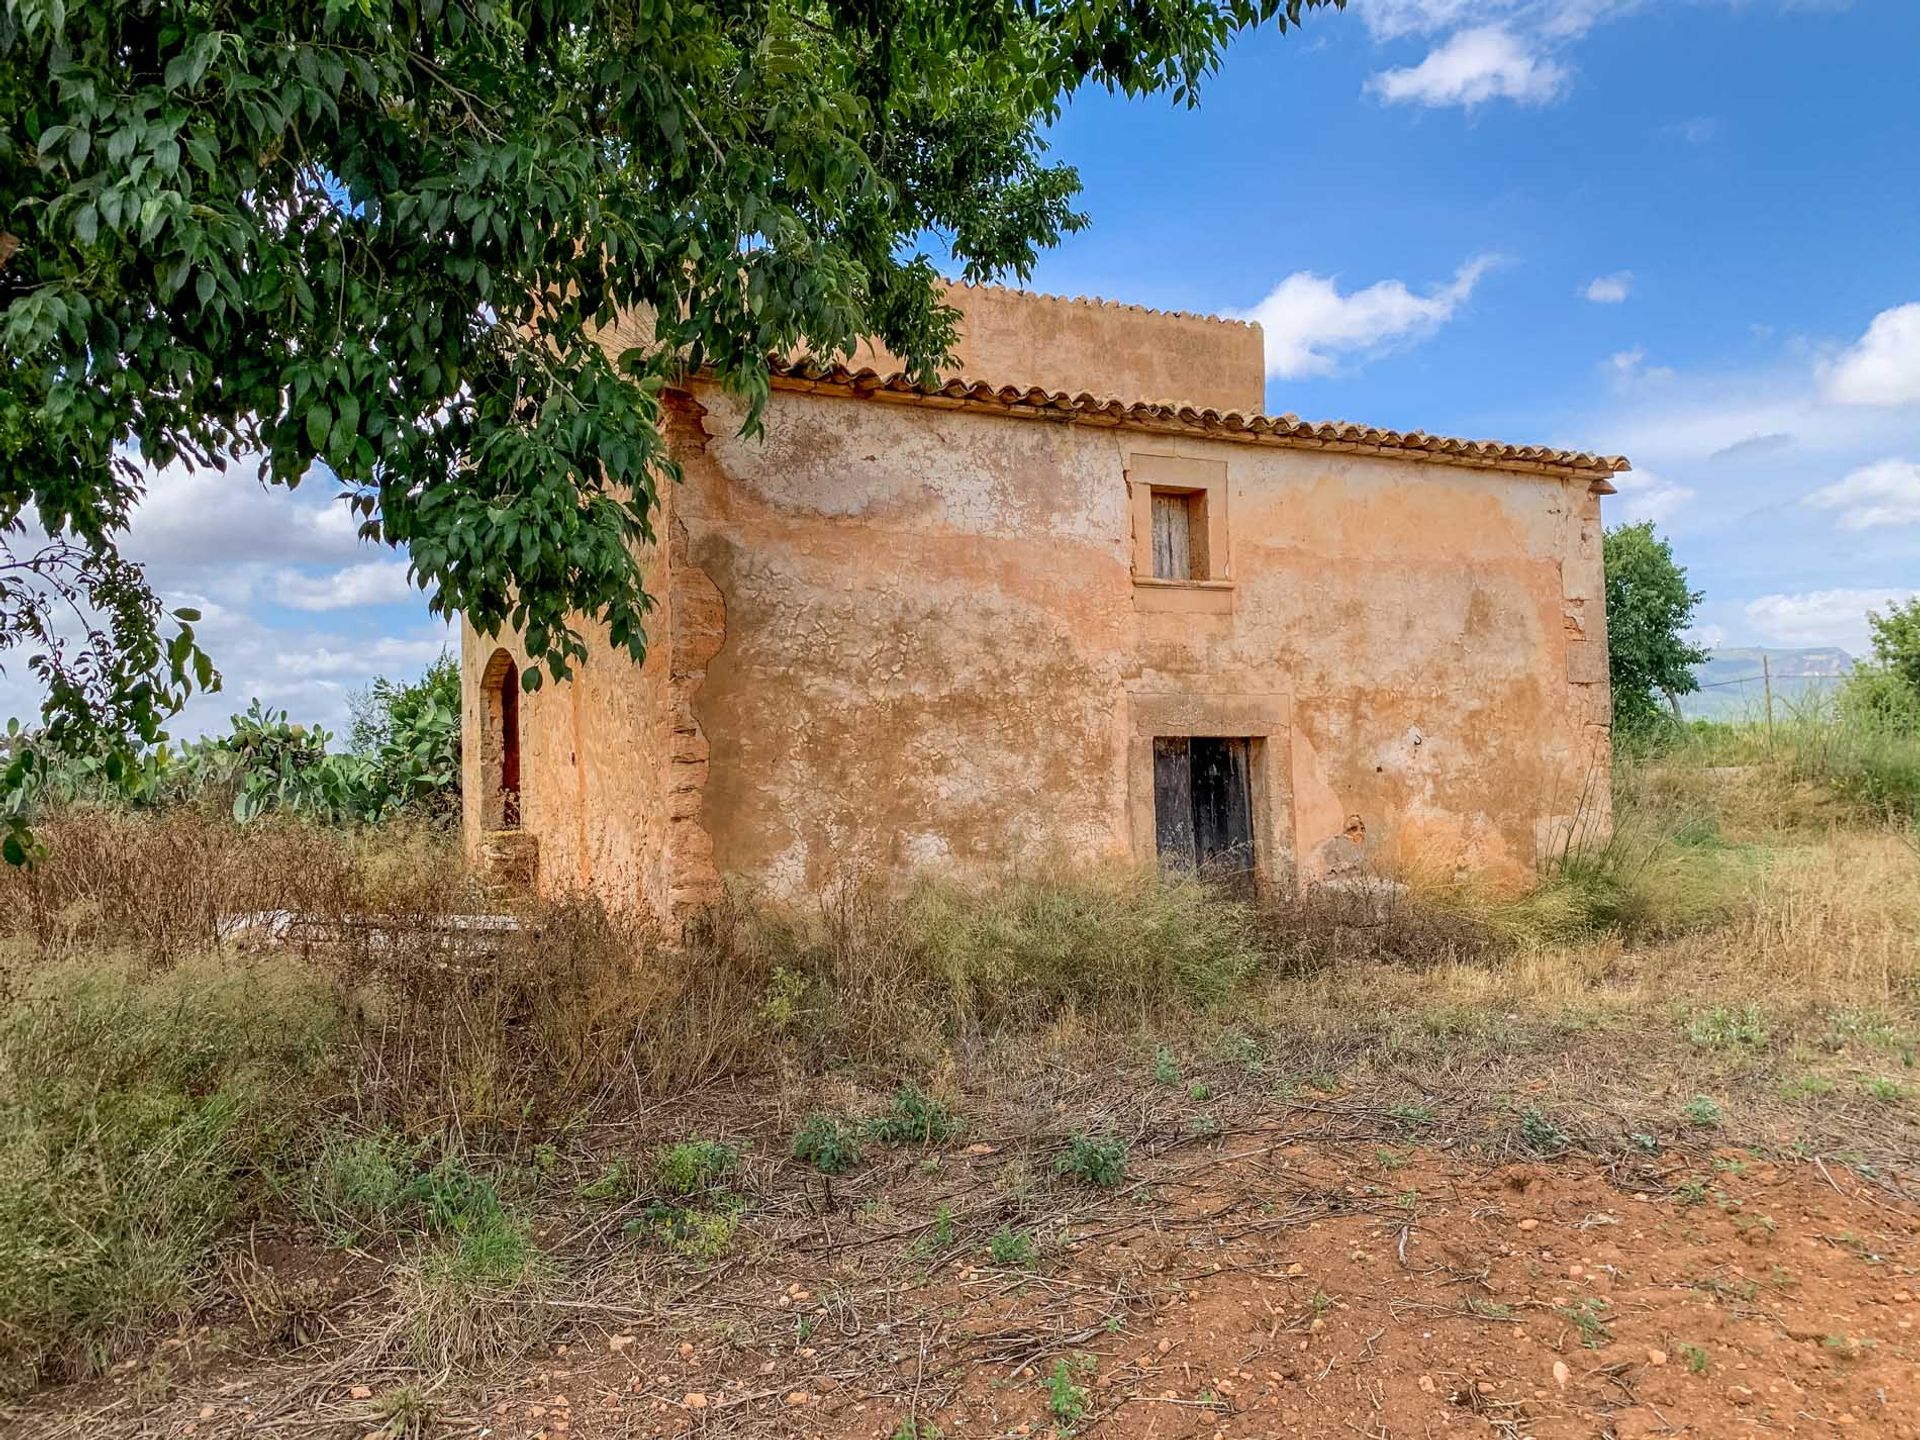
[100,1129,1918,1440]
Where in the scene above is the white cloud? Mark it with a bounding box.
[1609,466,1693,524]
[1821,302,1920,407]
[1806,458,1920,531]
[1605,346,1675,387]
[124,457,365,581]
[0,453,445,740]
[1237,255,1498,379]
[1583,271,1634,304]
[1367,26,1569,108]
[1745,588,1920,652]
[275,559,418,612]
[1353,0,1633,44]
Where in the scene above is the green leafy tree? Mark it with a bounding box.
[1603,521,1710,737]
[1866,597,1920,694]
[1838,596,1920,732]
[3,656,464,826]
[1,0,1345,857]
[349,650,462,816]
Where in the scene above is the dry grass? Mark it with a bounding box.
[0,808,479,962]
[1,743,1917,1404]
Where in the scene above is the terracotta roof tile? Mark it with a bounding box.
[764,358,1628,488]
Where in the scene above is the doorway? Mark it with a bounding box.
[1152,736,1254,880]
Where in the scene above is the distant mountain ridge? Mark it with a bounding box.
[1681,646,1854,721]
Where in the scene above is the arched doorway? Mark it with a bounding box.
[479,648,522,829]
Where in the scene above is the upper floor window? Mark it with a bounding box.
[1129,453,1230,608]
[1150,488,1210,581]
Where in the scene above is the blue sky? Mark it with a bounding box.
[6,0,1916,739]
[1032,0,1920,662]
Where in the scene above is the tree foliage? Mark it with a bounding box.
[1838,596,1920,733]
[1603,521,1710,738]
[2,0,1344,855]
[2,654,462,829]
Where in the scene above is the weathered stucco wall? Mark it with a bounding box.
[463,288,1612,923]
[459,398,727,917]
[841,283,1266,414]
[655,384,1611,905]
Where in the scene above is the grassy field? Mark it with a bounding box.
[0,723,1915,1436]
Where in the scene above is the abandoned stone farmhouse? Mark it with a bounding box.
[460,283,1626,926]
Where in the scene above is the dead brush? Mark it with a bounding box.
[0,808,477,962]
[224,1253,337,1349]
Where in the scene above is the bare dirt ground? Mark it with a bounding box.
[23,1097,1919,1440]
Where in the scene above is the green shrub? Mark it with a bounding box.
[307,1131,414,1234]
[792,1115,861,1175]
[864,1085,961,1146]
[1682,1095,1724,1128]
[1517,1108,1569,1156]
[988,1225,1036,1266]
[402,1156,506,1235]
[1045,1357,1092,1426]
[1056,1132,1127,1188]
[1685,1006,1769,1051]
[638,1203,741,1261]
[655,1140,741,1196]
[1151,1045,1179,1085]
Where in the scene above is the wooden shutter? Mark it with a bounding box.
[1189,738,1254,881]
[1152,737,1195,867]
[1150,491,1192,580]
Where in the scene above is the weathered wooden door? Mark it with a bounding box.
[1153,737,1254,881]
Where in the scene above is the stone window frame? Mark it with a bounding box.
[1127,451,1233,614]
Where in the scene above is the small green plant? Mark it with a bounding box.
[1187,1081,1211,1101]
[1682,1095,1724,1128]
[1375,1147,1408,1171]
[1045,1356,1092,1429]
[761,966,809,1030]
[638,1204,740,1261]
[890,1420,943,1440]
[1685,1006,1769,1051]
[1390,1103,1436,1133]
[988,1225,1037,1267]
[1465,1298,1514,1320]
[1554,1297,1612,1349]
[1779,1074,1837,1099]
[792,1115,861,1175]
[1151,1045,1179,1085]
[369,1383,436,1439]
[307,1131,413,1234]
[1677,1343,1710,1375]
[401,1209,550,1368]
[1518,1107,1569,1155]
[1057,1132,1128,1188]
[865,1085,962,1145]
[929,1203,955,1249]
[575,1161,630,1202]
[1673,1175,1711,1205]
[656,1140,741,1196]
[1630,1132,1660,1153]
[1188,1113,1221,1139]
[403,1156,506,1236]
[1862,1077,1907,1102]
[1211,1029,1263,1070]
